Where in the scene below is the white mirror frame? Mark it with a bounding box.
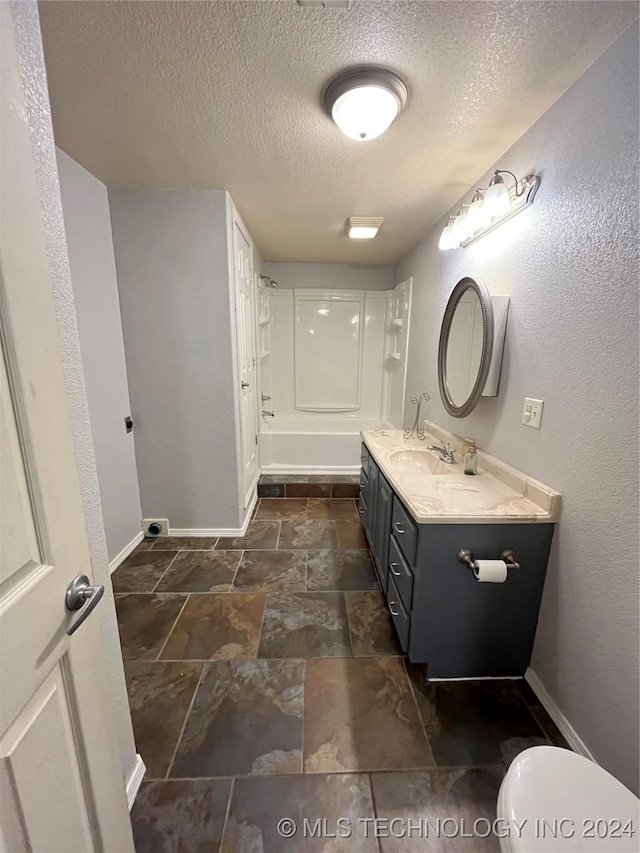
[437,276,494,418]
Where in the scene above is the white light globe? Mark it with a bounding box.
[464,195,490,236]
[483,181,511,221]
[438,220,456,251]
[451,209,473,245]
[331,85,401,142]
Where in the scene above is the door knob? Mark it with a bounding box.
[65,575,105,636]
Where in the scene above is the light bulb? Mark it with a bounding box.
[483,175,511,221]
[464,192,489,237]
[331,85,401,142]
[438,218,457,251]
[451,207,472,244]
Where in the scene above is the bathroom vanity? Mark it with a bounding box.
[358,424,561,679]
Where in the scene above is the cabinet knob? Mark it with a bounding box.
[388,601,400,617]
[394,521,406,534]
[390,562,401,576]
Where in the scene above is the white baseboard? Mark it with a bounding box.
[125,754,146,810]
[109,531,144,574]
[242,489,258,532]
[169,491,257,539]
[168,527,248,537]
[525,667,596,761]
[260,465,359,475]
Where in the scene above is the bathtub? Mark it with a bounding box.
[259,417,393,473]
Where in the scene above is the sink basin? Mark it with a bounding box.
[388,448,451,475]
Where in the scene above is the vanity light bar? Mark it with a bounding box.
[439,172,540,251]
[462,174,540,247]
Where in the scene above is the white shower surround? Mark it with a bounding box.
[259,417,392,473]
[258,282,410,472]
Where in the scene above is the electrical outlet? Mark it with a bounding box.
[522,398,544,429]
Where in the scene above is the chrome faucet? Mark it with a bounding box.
[427,443,456,464]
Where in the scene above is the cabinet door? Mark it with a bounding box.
[374,475,393,591]
[364,458,379,546]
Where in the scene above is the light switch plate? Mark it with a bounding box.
[522,398,544,429]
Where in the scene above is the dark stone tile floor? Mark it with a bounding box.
[115,494,569,852]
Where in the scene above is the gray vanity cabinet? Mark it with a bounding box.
[359,442,555,680]
[359,444,393,592]
[373,473,393,590]
[358,444,376,547]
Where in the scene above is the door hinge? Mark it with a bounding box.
[255,435,258,445]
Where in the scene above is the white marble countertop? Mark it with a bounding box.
[360,424,562,525]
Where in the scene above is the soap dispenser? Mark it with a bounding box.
[463,439,478,475]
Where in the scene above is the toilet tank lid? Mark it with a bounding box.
[500,746,640,853]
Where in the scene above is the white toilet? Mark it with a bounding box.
[497,746,640,852]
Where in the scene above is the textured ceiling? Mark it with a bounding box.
[39,0,637,263]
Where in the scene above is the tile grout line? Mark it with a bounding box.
[219,776,236,846]
[164,662,208,780]
[366,772,385,853]
[149,550,182,594]
[142,762,508,783]
[254,584,270,657]
[125,653,402,664]
[228,549,245,592]
[400,656,437,767]
[114,585,377,597]
[155,594,191,661]
[301,658,307,774]
[344,590,356,658]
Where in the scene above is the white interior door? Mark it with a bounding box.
[232,213,259,509]
[0,7,134,851]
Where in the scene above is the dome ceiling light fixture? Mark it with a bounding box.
[324,66,408,142]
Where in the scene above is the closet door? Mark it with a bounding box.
[231,210,259,509]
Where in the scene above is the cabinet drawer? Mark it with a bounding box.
[360,443,370,476]
[388,534,414,613]
[391,497,418,566]
[387,575,410,652]
[357,492,367,521]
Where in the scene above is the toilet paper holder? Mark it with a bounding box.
[457,549,520,571]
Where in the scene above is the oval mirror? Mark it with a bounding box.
[437,276,494,417]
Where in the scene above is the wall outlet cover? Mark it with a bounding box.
[522,398,544,429]
[142,518,169,537]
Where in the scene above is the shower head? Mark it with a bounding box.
[259,274,278,288]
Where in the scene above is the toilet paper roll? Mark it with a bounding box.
[473,559,508,583]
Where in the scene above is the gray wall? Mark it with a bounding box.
[109,190,240,531]
[57,149,142,562]
[12,0,137,782]
[263,262,395,291]
[396,23,639,792]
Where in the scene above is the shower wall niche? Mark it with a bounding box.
[259,281,411,426]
